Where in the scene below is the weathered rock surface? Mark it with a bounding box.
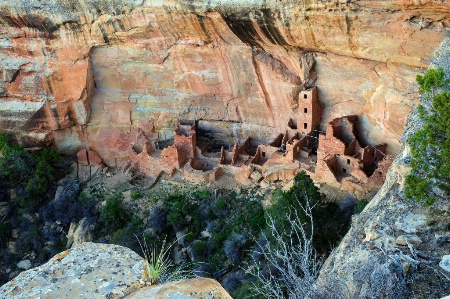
[0,0,448,164]
[124,278,232,299]
[0,242,231,299]
[315,36,450,298]
[0,242,145,298]
[66,217,96,248]
[439,256,450,273]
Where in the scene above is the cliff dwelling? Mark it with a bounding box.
[79,86,393,195]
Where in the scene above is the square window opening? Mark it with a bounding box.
[304,123,307,129]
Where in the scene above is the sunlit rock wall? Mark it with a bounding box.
[0,0,448,163]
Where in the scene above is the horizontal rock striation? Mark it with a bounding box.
[0,0,448,162]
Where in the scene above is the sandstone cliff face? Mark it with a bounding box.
[0,0,448,164]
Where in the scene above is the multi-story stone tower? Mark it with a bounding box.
[297,86,322,135]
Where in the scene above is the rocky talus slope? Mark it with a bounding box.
[0,0,448,164]
[0,242,231,299]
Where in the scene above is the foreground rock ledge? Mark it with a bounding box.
[123,278,232,299]
[0,242,231,299]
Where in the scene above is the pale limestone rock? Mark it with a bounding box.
[394,212,427,234]
[66,218,95,248]
[396,235,423,246]
[282,179,295,191]
[200,230,211,239]
[440,255,450,273]
[0,243,145,299]
[16,260,31,270]
[439,255,450,272]
[364,222,392,242]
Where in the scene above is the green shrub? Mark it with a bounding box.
[0,220,10,247]
[78,191,90,203]
[405,67,450,205]
[267,172,347,254]
[0,135,60,210]
[137,237,195,285]
[185,232,195,243]
[245,201,265,231]
[232,281,265,299]
[353,199,369,214]
[52,235,68,252]
[131,191,142,199]
[192,240,207,257]
[166,194,190,230]
[100,194,131,231]
[212,198,228,216]
[194,188,210,200]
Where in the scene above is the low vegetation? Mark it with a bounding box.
[405,67,450,205]
[137,236,194,285]
[0,134,60,210]
[100,194,131,231]
[96,172,355,297]
[0,135,79,284]
[0,134,358,296]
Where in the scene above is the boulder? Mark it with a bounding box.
[87,150,103,166]
[440,255,450,273]
[396,235,423,246]
[0,243,145,299]
[16,260,31,270]
[259,179,270,189]
[76,149,89,166]
[124,278,232,299]
[66,218,96,248]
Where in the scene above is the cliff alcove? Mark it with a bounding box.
[0,0,450,298]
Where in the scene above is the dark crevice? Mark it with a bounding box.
[221,13,262,48]
[97,24,110,43]
[258,9,288,46]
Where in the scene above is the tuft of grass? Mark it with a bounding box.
[136,235,195,285]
